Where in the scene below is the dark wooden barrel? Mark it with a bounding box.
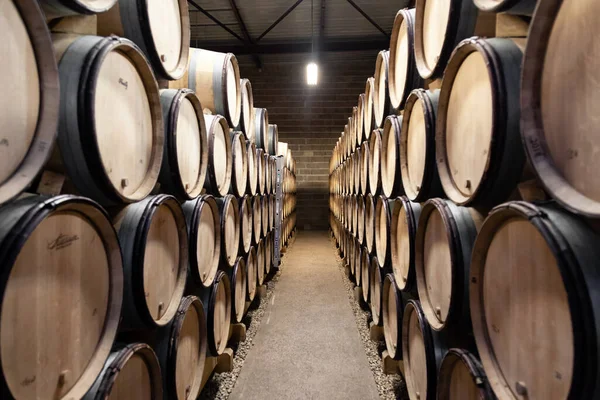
[264,232,273,276]
[155,296,207,400]
[182,195,221,288]
[436,349,495,400]
[204,114,233,197]
[257,148,266,195]
[470,201,600,400]
[256,239,266,286]
[353,237,362,281]
[246,246,258,301]
[351,194,358,237]
[113,195,188,330]
[369,128,383,195]
[357,93,366,143]
[369,256,384,325]
[357,194,365,245]
[414,0,481,79]
[247,140,258,195]
[229,131,248,197]
[381,115,404,198]
[382,274,406,360]
[215,195,240,268]
[252,195,262,243]
[402,300,448,400]
[352,108,360,149]
[170,48,240,126]
[239,195,252,255]
[270,157,277,195]
[0,195,122,399]
[364,77,376,142]
[437,38,525,207]
[237,78,255,142]
[360,247,371,303]
[228,257,247,323]
[261,195,269,237]
[374,50,392,128]
[474,0,536,15]
[264,153,272,195]
[254,108,269,151]
[520,0,600,217]
[267,124,279,155]
[159,89,208,200]
[360,142,370,195]
[199,270,231,357]
[389,8,423,110]
[0,0,59,206]
[97,0,190,81]
[400,89,443,202]
[354,147,362,195]
[56,35,163,205]
[365,193,376,253]
[390,196,422,293]
[83,343,162,399]
[41,0,116,18]
[415,199,478,334]
[375,195,393,268]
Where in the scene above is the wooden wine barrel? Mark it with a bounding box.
[56,35,163,205]
[267,124,279,156]
[414,0,481,79]
[345,230,354,270]
[470,201,600,400]
[215,195,240,268]
[521,0,600,217]
[357,94,366,143]
[252,195,262,243]
[400,89,443,202]
[437,38,525,207]
[200,271,231,356]
[0,195,122,399]
[83,343,162,400]
[260,195,269,238]
[375,195,393,268]
[265,153,272,195]
[364,77,376,142]
[383,274,408,362]
[114,195,187,330]
[264,232,273,275]
[159,89,208,200]
[239,195,252,255]
[360,142,370,196]
[381,115,404,198]
[257,148,266,195]
[402,300,448,400]
[357,195,365,244]
[97,0,189,80]
[256,239,266,286]
[0,0,59,206]
[354,147,362,195]
[365,193,376,253]
[204,114,233,197]
[270,156,278,195]
[436,349,495,400]
[254,108,269,150]
[473,0,536,15]
[229,131,248,197]
[237,79,255,142]
[353,238,362,283]
[373,50,391,128]
[228,257,247,323]
[169,48,240,127]
[369,128,383,195]
[247,140,258,195]
[415,199,478,333]
[41,0,116,19]
[351,194,358,237]
[155,296,207,400]
[352,108,360,148]
[246,246,258,301]
[182,195,221,288]
[390,196,422,293]
[360,247,371,303]
[369,256,384,325]
[389,8,422,110]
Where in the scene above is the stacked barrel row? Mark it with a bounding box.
[278,142,298,251]
[330,0,600,399]
[0,1,296,399]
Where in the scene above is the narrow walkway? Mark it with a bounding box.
[230,231,379,400]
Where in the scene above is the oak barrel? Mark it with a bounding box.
[268,194,275,230]
[264,231,273,276]
[265,153,272,195]
[0,195,123,400]
[170,48,240,127]
[199,270,231,357]
[357,194,365,245]
[245,246,258,302]
[237,78,255,142]
[437,38,525,207]
[381,115,404,198]
[390,196,422,293]
[229,131,248,198]
[182,195,221,288]
[261,195,269,237]
[389,8,423,110]
[375,195,393,268]
[215,194,240,268]
[41,0,116,18]
[267,124,279,156]
[256,239,265,286]
[352,238,362,282]
[470,201,600,400]
[357,94,366,143]
[252,195,262,243]
[56,35,163,205]
[364,77,376,142]
[113,194,188,330]
[159,89,208,200]
[354,147,362,195]
[246,140,258,195]
[0,0,59,206]
[203,114,233,197]
[373,50,391,129]
[360,142,370,196]
[436,349,495,400]
[257,148,266,195]
[368,128,383,195]
[473,0,536,15]
[369,256,384,325]
[97,0,190,80]
[365,193,376,253]
[254,108,269,150]
[382,274,406,360]
[400,89,443,202]
[229,257,247,323]
[360,247,370,303]
[239,195,252,255]
[83,343,162,399]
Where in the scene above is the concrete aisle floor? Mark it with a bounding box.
[229,231,379,400]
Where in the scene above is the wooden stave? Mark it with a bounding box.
[228,131,248,198]
[353,238,362,283]
[0,195,123,399]
[245,246,258,302]
[236,79,255,142]
[470,201,600,400]
[57,35,163,206]
[389,8,423,110]
[254,108,269,150]
[436,38,525,208]
[381,115,405,199]
[246,140,258,195]
[228,257,247,323]
[436,349,496,400]
[373,50,392,128]
[354,147,362,195]
[256,239,265,286]
[265,153,272,195]
[414,0,480,79]
[357,94,366,143]
[115,194,188,330]
[375,195,393,269]
[368,128,384,195]
[390,196,422,293]
[257,148,266,195]
[159,89,208,200]
[198,270,231,357]
[215,194,240,268]
[204,114,233,197]
[415,199,478,335]
[41,0,117,18]
[364,77,376,142]
[361,247,371,303]
[182,194,221,288]
[382,274,405,360]
[270,157,278,194]
[357,194,365,245]
[369,255,384,326]
[400,89,443,202]
[365,193,376,253]
[264,231,273,276]
[238,195,252,255]
[360,142,370,196]
[155,295,207,400]
[261,195,269,237]
[473,0,537,15]
[83,343,163,400]
[0,0,59,206]
[252,195,262,243]
[267,124,279,156]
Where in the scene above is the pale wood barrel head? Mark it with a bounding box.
[365,194,375,252]
[176,97,202,195]
[94,49,154,198]
[382,276,399,358]
[241,198,252,252]
[438,352,483,400]
[224,197,239,266]
[247,141,257,195]
[261,196,268,236]
[417,0,452,76]
[374,51,388,127]
[147,0,183,75]
[369,130,382,194]
[0,0,39,186]
[381,117,399,197]
[369,258,382,323]
[392,205,411,288]
[404,303,430,400]
[390,12,410,108]
[246,247,258,301]
[175,300,204,400]
[252,197,261,241]
[375,197,389,267]
[110,354,153,399]
[196,199,218,286]
[233,258,247,322]
[213,274,232,355]
[225,57,241,128]
[144,204,181,321]
[232,133,248,196]
[406,98,427,197]
[0,212,110,399]
[211,118,230,193]
[361,250,370,302]
[256,240,265,285]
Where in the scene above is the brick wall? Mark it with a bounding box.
[239,51,377,230]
